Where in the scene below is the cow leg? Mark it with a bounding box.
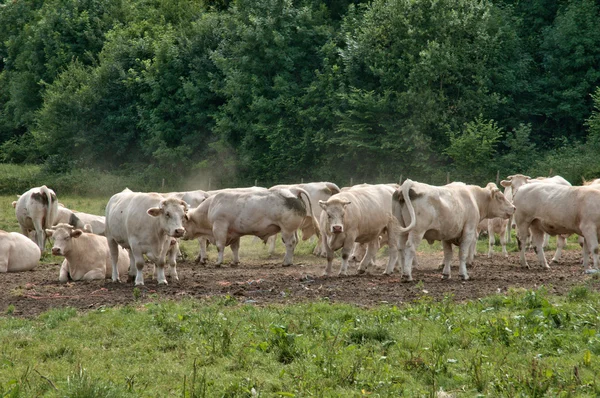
[338,240,354,276]
[127,250,136,281]
[357,240,378,274]
[0,257,7,273]
[32,218,45,252]
[542,233,550,248]
[166,243,179,281]
[582,243,590,269]
[384,233,404,275]
[458,235,474,280]
[516,222,531,268]
[108,238,122,282]
[505,215,513,243]
[212,224,228,266]
[230,238,241,266]
[281,230,298,266]
[81,268,106,281]
[402,233,421,281]
[581,227,599,270]
[530,224,549,269]
[269,234,279,256]
[195,237,208,265]
[551,234,567,263]
[487,224,495,258]
[59,260,69,283]
[500,228,508,258]
[131,248,147,286]
[323,241,335,276]
[441,241,453,279]
[147,242,169,285]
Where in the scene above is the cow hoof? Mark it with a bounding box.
[230,262,239,268]
[460,275,469,281]
[357,269,366,275]
[442,274,450,280]
[158,281,168,285]
[282,263,292,267]
[401,277,413,283]
[134,281,145,286]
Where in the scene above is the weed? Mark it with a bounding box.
[568,285,590,302]
[6,305,15,315]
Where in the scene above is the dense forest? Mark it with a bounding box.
[1,0,600,188]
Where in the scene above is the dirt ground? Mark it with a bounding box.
[2,249,599,318]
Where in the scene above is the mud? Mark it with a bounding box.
[1,249,598,318]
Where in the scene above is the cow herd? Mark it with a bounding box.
[1,175,599,284]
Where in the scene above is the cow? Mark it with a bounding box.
[513,183,600,271]
[105,189,188,286]
[318,184,398,276]
[54,204,106,235]
[14,185,58,252]
[190,187,268,265]
[501,174,571,262]
[183,187,318,267]
[268,182,341,256]
[391,180,515,281]
[0,230,41,272]
[46,223,129,282]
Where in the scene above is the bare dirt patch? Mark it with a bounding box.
[2,249,599,318]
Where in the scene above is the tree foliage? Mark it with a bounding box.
[1,0,599,186]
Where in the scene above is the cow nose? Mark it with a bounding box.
[52,247,60,255]
[332,225,343,233]
[173,228,185,237]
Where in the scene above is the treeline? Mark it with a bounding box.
[1,0,600,188]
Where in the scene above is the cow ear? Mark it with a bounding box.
[45,229,54,237]
[83,224,93,233]
[319,200,327,211]
[500,180,511,187]
[71,229,83,238]
[184,213,189,221]
[147,207,163,217]
[11,201,17,208]
[343,200,351,207]
[180,200,189,211]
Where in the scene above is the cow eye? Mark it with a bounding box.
[165,212,171,218]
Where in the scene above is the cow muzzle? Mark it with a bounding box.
[52,247,62,256]
[172,228,185,238]
[331,225,343,234]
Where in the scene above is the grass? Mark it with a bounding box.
[1,289,600,396]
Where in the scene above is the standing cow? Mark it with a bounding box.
[268,182,341,256]
[0,230,41,272]
[318,184,398,276]
[391,180,515,281]
[46,223,129,282]
[105,189,188,286]
[183,187,318,267]
[513,183,600,271]
[14,185,58,252]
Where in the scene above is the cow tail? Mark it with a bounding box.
[396,179,416,234]
[40,185,57,230]
[297,188,321,238]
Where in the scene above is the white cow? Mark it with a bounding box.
[501,174,571,262]
[268,182,341,256]
[191,187,268,265]
[105,189,188,285]
[54,204,106,235]
[14,185,58,251]
[183,187,317,267]
[391,180,515,281]
[46,223,129,282]
[513,183,600,271]
[0,230,41,272]
[318,184,398,276]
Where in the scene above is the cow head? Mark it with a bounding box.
[147,198,188,238]
[486,183,516,219]
[319,199,351,234]
[500,174,531,198]
[45,223,84,256]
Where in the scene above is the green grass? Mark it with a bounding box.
[1,289,600,396]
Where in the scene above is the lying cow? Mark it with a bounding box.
[184,187,317,267]
[46,223,129,282]
[318,184,398,276]
[105,189,188,285]
[268,182,341,256]
[513,183,600,271]
[54,204,106,235]
[392,180,515,281]
[14,185,58,252]
[0,230,41,272]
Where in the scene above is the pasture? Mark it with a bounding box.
[2,192,600,396]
